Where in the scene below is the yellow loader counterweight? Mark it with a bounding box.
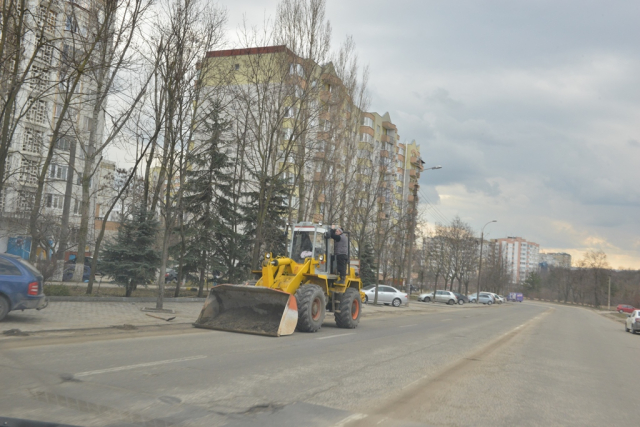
[193,223,364,337]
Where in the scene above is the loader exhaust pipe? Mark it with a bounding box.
[193,284,298,337]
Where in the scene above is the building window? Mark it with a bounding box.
[81,116,93,132]
[289,63,304,77]
[55,137,71,151]
[19,158,39,185]
[25,98,48,124]
[46,193,64,209]
[360,133,372,143]
[65,14,78,32]
[50,164,68,180]
[29,65,49,91]
[17,191,35,212]
[22,127,44,154]
[37,5,57,34]
[284,106,295,118]
[362,117,373,128]
[233,63,239,70]
[73,198,80,214]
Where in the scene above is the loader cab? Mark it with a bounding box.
[289,223,330,273]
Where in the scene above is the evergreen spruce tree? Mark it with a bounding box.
[180,101,250,294]
[359,240,377,287]
[100,206,160,297]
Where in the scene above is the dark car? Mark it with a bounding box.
[165,269,178,283]
[452,292,468,305]
[63,265,91,282]
[0,254,47,321]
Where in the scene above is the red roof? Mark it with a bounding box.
[205,45,292,58]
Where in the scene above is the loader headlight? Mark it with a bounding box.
[319,255,324,261]
[265,253,271,259]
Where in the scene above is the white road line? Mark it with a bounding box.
[74,355,207,377]
[398,324,417,328]
[332,413,368,427]
[317,333,356,340]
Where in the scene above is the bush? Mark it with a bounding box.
[44,284,71,296]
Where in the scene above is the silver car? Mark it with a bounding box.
[420,290,458,305]
[363,285,408,307]
[468,292,495,305]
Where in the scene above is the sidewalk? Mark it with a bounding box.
[0,299,480,336]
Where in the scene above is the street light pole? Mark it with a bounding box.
[475,220,497,302]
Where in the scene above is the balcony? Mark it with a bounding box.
[314,172,323,181]
[317,193,325,202]
[380,150,389,158]
[314,151,325,159]
[409,169,416,177]
[381,134,390,143]
[382,121,397,131]
[407,195,414,202]
[397,154,405,163]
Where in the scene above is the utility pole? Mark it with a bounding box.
[608,276,611,311]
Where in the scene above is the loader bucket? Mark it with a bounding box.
[193,284,298,337]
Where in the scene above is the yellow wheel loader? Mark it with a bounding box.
[194,223,364,337]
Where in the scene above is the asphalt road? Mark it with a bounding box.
[1,301,639,426]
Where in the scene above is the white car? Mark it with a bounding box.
[625,310,640,334]
[494,294,505,304]
[363,285,408,307]
[420,290,458,305]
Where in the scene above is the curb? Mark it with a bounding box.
[47,296,206,303]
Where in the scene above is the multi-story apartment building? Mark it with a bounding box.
[0,0,107,262]
[539,252,571,268]
[492,237,540,283]
[202,45,424,282]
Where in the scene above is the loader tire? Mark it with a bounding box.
[335,288,361,329]
[295,284,326,332]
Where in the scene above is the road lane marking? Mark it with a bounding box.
[398,324,417,328]
[332,413,368,426]
[74,355,207,377]
[317,333,356,340]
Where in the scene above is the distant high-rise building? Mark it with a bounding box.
[539,252,571,268]
[492,237,540,283]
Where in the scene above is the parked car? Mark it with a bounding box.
[363,285,408,307]
[419,291,434,302]
[419,290,458,305]
[165,268,178,283]
[452,292,468,305]
[617,304,636,314]
[0,254,47,321]
[494,294,505,304]
[625,310,640,334]
[468,292,495,305]
[63,265,90,282]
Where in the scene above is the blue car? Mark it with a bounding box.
[0,254,47,321]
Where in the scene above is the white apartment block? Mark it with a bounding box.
[494,237,540,283]
[0,0,107,261]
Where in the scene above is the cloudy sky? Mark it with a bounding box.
[140,0,640,268]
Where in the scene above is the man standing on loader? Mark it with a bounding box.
[330,225,349,284]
